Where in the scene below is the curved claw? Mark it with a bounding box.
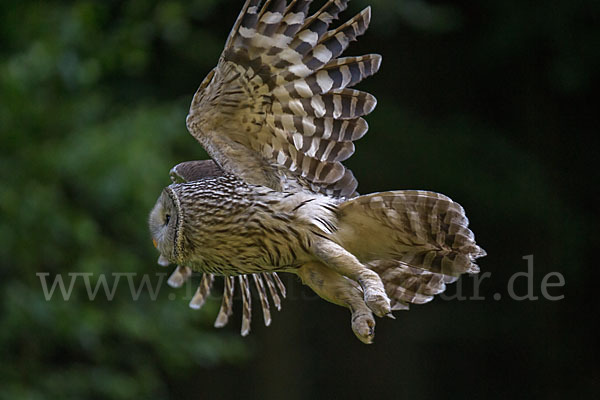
[352,311,376,344]
[363,288,392,317]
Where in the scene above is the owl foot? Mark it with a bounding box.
[351,311,375,344]
[311,239,392,317]
[363,287,392,318]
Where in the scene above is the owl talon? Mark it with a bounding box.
[352,312,375,344]
[364,288,392,317]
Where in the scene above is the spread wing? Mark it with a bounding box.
[169,160,225,183]
[186,0,380,198]
[166,265,287,336]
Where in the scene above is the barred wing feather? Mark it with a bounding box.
[186,0,380,198]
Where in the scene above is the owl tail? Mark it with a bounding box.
[334,190,486,310]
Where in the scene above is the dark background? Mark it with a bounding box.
[1,0,597,398]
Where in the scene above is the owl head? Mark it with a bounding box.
[149,174,229,267]
[149,187,182,264]
[149,170,249,269]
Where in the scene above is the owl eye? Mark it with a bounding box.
[165,214,171,225]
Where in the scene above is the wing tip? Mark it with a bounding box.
[364,93,378,115]
[362,6,372,26]
[371,53,383,74]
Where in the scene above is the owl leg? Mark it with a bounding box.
[296,262,376,344]
[311,239,392,318]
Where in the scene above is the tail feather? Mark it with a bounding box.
[336,190,485,291]
[369,260,454,310]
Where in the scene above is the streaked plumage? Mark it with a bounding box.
[149,0,485,343]
[185,0,378,197]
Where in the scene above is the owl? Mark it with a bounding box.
[149,0,486,344]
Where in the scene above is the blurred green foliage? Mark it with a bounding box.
[0,0,596,399]
[0,1,248,398]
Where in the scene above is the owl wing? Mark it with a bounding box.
[169,160,225,183]
[163,160,288,336]
[165,266,286,336]
[186,0,380,198]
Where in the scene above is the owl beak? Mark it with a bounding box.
[152,238,158,248]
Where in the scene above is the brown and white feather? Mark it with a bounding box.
[189,273,214,310]
[215,276,236,328]
[186,0,379,199]
[149,1,487,343]
[239,275,253,336]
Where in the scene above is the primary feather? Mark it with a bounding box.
[186,0,378,198]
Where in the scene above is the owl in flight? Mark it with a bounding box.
[149,0,486,343]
